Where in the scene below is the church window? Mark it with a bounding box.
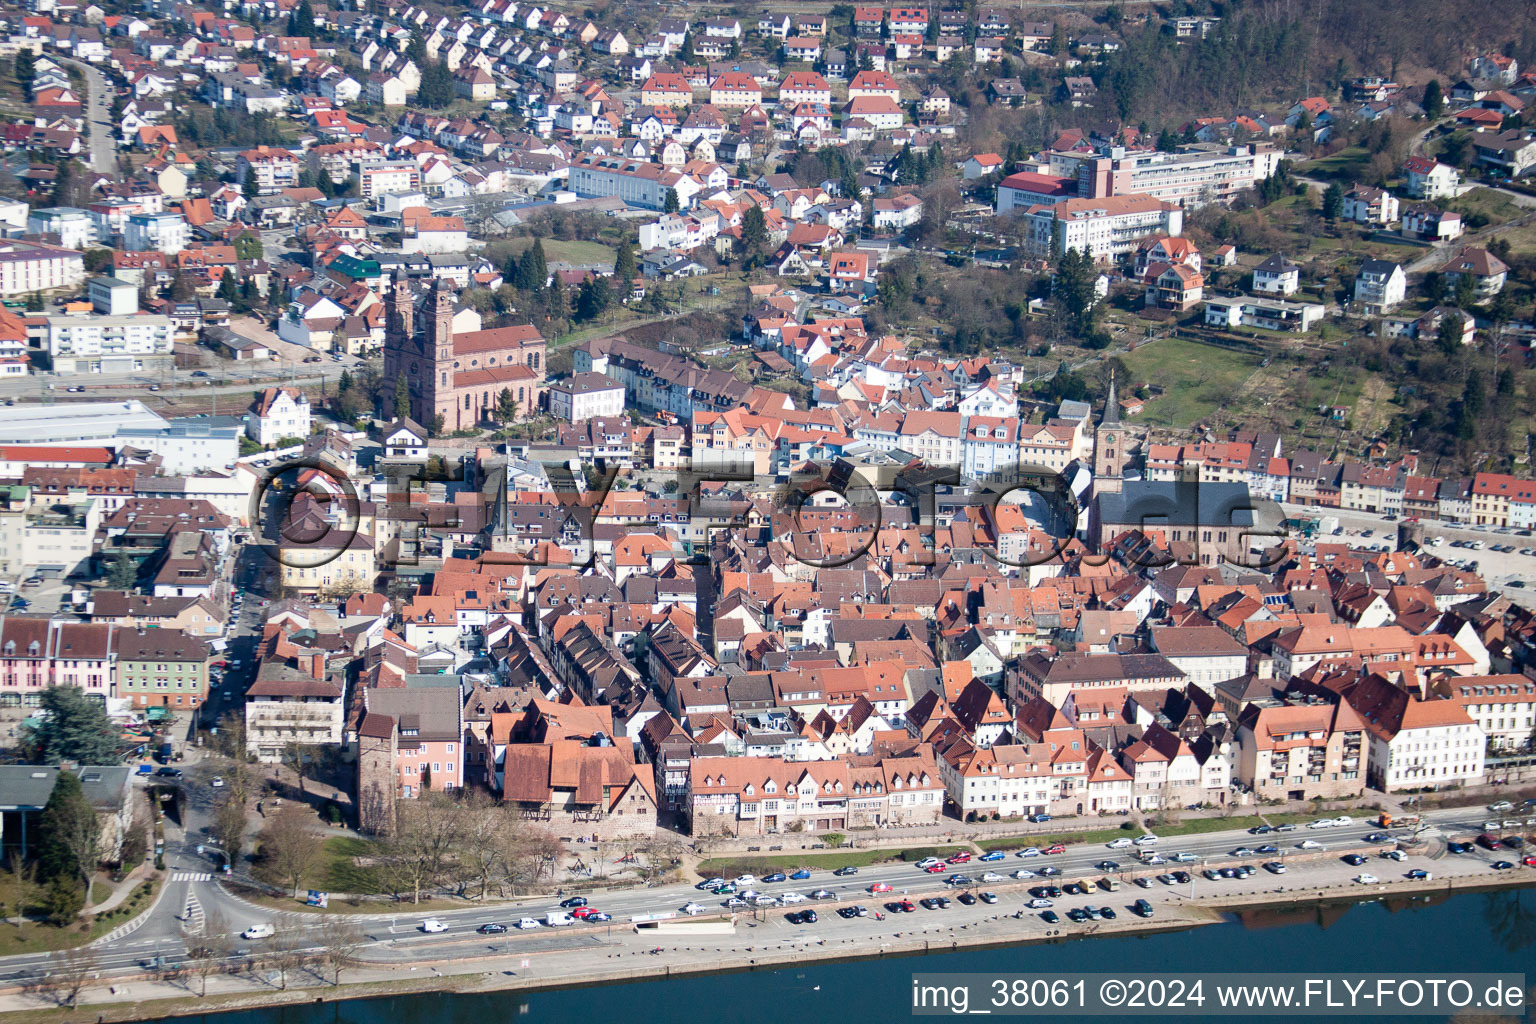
[464,395,471,409]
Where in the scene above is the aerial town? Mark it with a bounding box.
[0,0,1533,1015]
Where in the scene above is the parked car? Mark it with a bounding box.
[1040,911,1060,924]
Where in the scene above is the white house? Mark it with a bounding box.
[246,387,312,447]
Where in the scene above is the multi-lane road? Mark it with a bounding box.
[3,803,1527,986]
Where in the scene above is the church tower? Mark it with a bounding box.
[383,271,414,418]
[421,278,456,426]
[1094,370,1125,495]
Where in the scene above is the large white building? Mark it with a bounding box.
[0,240,87,296]
[1052,143,1282,207]
[43,313,175,374]
[1020,195,1184,260]
[26,207,95,250]
[567,155,702,210]
[1204,295,1324,333]
[547,372,626,421]
[118,417,244,475]
[122,212,190,255]
[0,400,169,445]
[1354,679,1486,793]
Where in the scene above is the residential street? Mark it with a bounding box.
[57,56,115,175]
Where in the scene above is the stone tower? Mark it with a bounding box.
[383,271,415,419]
[422,279,456,426]
[1093,370,1124,495]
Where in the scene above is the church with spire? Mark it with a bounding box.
[381,271,548,432]
[1092,370,1126,496]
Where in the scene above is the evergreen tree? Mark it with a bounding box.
[15,48,35,100]
[51,159,76,208]
[107,549,137,591]
[1049,23,1066,55]
[613,239,637,283]
[1322,182,1344,221]
[1422,271,1446,305]
[1453,271,1476,310]
[406,33,428,68]
[1421,79,1444,120]
[1156,127,1177,152]
[1054,247,1101,337]
[243,172,262,199]
[217,269,239,302]
[1437,314,1462,355]
[417,59,455,109]
[740,205,768,260]
[515,239,547,292]
[575,276,612,320]
[338,369,353,394]
[288,0,316,38]
[39,772,98,895]
[24,686,121,766]
[496,387,519,423]
[429,413,445,437]
[25,292,42,313]
[393,374,411,420]
[663,187,680,213]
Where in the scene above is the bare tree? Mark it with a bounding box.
[457,792,515,900]
[379,795,464,904]
[263,931,306,992]
[280,740,308,796]
[318,916,363,985]
[259,803,325,897]
[0,853,36,928]
[211,793,248,871]
[50,943,97,1007]
[191,910,231,996]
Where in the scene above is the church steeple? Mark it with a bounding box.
[1093,369,1124,495]
[1102,368,1121,427]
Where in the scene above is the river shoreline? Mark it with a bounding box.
[19,871,1534,1024]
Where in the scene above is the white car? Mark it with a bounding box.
[1297,840,1325,850]
[734,874,756,885]
[1017,847,1041,858]
[1107,838,1134,850]
[740,889,760,900]
[681,902,706,916]
[981,872,1003,882]
[421,919,448,933]
[1134,834,1159,846]
[917,857,943,869]
[1307,819,1334,829]
[1382,849,1406,862]
[1140,852,1166,865]
[1354,874,1379,885]
[1012,869,1036,880]
[517,917,541,929]
[780,891,808,904]
[1332,816,1353,826]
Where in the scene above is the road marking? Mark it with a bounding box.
[172,872,213,881]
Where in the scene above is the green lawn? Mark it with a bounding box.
[0,880,158,957]
[1120,337,1265,428]
[502,237,615,269]
[319,835,385,894]
[1302,146,1371,181]
[698,844,965,878]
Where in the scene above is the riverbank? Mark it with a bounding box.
[9,853,1533,1024]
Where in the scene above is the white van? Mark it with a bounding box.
[241,923,275,940]
[545,911,574,927]
[421,919,447,933]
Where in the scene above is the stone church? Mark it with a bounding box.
[381,272,547,431]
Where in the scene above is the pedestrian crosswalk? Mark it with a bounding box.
[172,872,213,881]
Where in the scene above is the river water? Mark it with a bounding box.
[188,886,1536,1024]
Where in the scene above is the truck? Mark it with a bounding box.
[1377,812,1422,829]
[545,911,575,927]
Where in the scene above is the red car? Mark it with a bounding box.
[899,900,917,912]
[571,906,601,919]
[923,863,945,873]
[1044,844,1066,855]
[946,852,972,864]
[868,882,893,894]
[1524,855,1536,867]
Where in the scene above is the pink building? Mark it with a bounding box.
[0,620,113,705]
[358,683,465,798]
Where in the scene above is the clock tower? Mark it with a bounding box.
[1094,370,1124,495]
